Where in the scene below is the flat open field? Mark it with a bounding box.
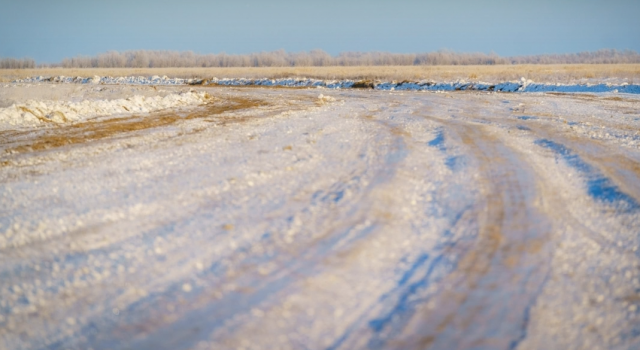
[2,64,640,84]
[1,81,640,349]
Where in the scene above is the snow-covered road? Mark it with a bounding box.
[1,86,639,349]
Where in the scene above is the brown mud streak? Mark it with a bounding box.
[465,97,640,200]
[397,118,548,349]
[435,124,505,323]
[520,119,640,203]
[545,92,640,104]
[3,96,268,155]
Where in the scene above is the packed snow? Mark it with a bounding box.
[1,81,639,350]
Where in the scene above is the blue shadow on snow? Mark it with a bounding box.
[535,139,640,212]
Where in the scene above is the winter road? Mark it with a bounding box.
[1,86,639,349]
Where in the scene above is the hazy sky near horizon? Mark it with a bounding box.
[1,0,639,63]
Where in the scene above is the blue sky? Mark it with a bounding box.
[1,0,639,63]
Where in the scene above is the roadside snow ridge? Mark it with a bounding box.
[12,75,640,94]
[0,91,210,129]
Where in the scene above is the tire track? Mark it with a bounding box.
[393,119,553,349]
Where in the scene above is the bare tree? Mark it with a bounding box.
[0,57,35,69]
[3,49,640,69]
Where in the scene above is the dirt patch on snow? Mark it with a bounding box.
[4,96,268,154]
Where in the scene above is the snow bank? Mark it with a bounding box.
[14,75,192,86]
[378,79,640,94]
[0,91,210,129]
[12,75,640,94]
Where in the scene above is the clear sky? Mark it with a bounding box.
[1,0,639,63]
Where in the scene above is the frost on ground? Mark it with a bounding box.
[0,83,639,350]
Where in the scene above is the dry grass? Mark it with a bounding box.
[1,65,639,83]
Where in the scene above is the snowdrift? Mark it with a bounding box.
[0,91,210,129]
[12,75,640,94]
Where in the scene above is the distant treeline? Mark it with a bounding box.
[0,57,36,69]
[2,49,640,68]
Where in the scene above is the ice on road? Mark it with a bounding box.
[1,85,639,350]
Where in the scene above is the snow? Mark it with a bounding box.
[0,83,639,350]
[317,93,336,102]
[0,90,210,129]
[12,75,640,94]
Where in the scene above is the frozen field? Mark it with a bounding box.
[1,81,640,349]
